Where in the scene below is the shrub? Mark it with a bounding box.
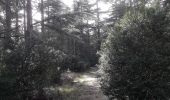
[0,37,66,99]
[67,56,90,72]
[99,8,170,100]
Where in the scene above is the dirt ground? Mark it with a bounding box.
[58,67,108,100]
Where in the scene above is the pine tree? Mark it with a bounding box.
[100,0,170,99]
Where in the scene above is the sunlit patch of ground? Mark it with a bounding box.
[58,67,108,100]
[58,85,76,93]
[43,68,108,100]
[73,74,99,87]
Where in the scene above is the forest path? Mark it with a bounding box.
[59,67,108,100]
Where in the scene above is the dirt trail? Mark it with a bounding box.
[60,68,108,100]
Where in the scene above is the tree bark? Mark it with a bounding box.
[4,0,12,49]
[24,0,27,33]
[96,0,101,50]
[41,0,44,33]
[25,0,32,48]
[15,0,19,42]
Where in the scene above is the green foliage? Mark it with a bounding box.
[0,33,68,99]
[0,0,98,99]
[67,56,90,72]
[100,6,170,100]
[57,55,90,72]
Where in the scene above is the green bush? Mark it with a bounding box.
[0,37,67,99]
[99,8,170,100]
[68,56,90,72]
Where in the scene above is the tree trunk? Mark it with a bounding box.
[4,0,12,49]
[26,0,32,33]
[41,0,44,33]
[15,0,19,42]
[96,0,101,50]
[25,0,32,48]
[24,0,27,33]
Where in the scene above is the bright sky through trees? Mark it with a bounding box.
[33,0,112,21]
[62,0,112,19]
[62,0,111,11]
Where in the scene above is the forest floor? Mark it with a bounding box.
[56,67,108,100]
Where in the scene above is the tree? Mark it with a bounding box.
[4,0,13,50]
[99,1,170,100]
[0,0,67,99]
[41,0,45,33]
[96,0,101,50]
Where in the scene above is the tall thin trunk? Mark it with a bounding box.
[26,0,32,32]
[24,0,32,64]
[96,0,101,50]
[22,0,32,99]
[4,0,12,49]
[41,0,44,33]
[15,0,19,42]
[25,0,32,45]
[47,0,50,23]
[80,2,84,37]
[24,0,26,33]
[5,0,11,34]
